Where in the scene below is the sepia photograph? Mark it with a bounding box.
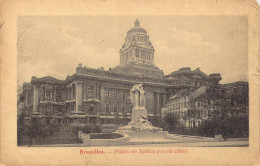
[17,16,249,147]
[1,0,259,165]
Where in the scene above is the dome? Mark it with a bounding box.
[127,19,147,35]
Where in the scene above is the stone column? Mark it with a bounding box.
[151,52,154,64]
[33,85,40,112]
[67,88,69,100]
[163,94,167,106]
[93,85,97,99]
[70,88,73,99]
[156,92,160,115]
[97,85,100,100]
[84,85,88,99]
[53,87,56,102]
[84,83,87,100]
[133,47,136,60]
[100,84,105,112]
[76,81,83,112]
[40,86,44,102]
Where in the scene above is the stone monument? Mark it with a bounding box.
[117,84,162,134]
[129,84,147,124]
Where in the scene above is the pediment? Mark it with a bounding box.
[33,76,65,84]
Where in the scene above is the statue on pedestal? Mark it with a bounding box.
[117,84,162,133]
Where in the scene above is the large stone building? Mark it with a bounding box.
[21,19,246,130]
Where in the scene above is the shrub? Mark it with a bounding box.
[90,133,123,139]
[82,125,101,134]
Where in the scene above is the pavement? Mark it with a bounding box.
[123,140,249,147]
[29,139,248,147]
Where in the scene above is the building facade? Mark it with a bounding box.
[21,19,246,130]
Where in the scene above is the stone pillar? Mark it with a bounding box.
[76,81,83,112]
[156,92,160,115]
[133,47,136,60]
[97,85,100,100]
[93,85,97,99]
[67,88,69,100]
[163,94,167,106]
[70,88,73,99]
[151,52,154,64]
[33,85,40,112]
[100,84,105,112]
[40,86,44,102]
[53,87,56,102]
[82,83,84,99]
[84,85,88,99]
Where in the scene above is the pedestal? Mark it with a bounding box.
[130,107,147,124]
[117,107,163,135]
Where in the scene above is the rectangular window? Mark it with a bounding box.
[140,51,143,59]
[121,105,126,113]
[105,104,110,113]
[113,104,118,113]
[87,88,93,98]
[90,104,94,111]
[45,91,52,101]
[121,92,126,100]
[181,103,183,108]
[113,91,118,100]
[47,105,52,114]
[73,104,76,111]
[57,91,62,102]
[136,49,139,58]
[105,90,110,99]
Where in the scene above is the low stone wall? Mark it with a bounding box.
[166,133,221,142]
[100,124,117,133]
[119,131,168,139]
[79,132,129,146]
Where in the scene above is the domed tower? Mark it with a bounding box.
[119,19,155,66]
[112,19,163,78]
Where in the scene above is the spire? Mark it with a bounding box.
[135,18,140,26]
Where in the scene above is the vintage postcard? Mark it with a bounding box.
[0,0,259,165]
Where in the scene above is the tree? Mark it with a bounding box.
[26,119,60,145]
[17,109,29,145]
[163,113,187,134]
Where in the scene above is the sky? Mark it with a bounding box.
[17,16,248,86]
